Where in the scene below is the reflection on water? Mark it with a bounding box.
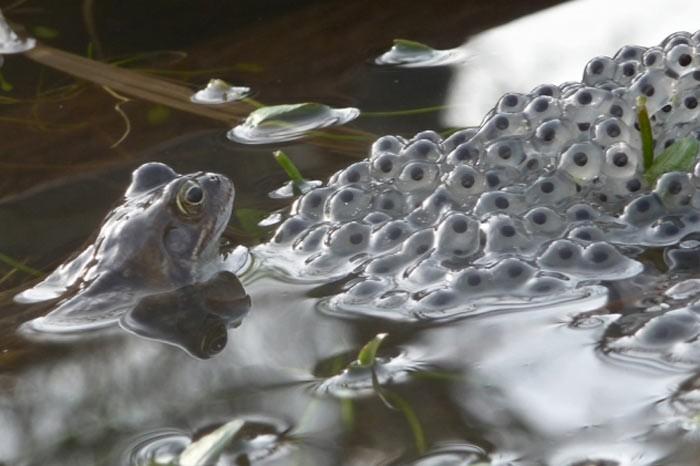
[445,0,700,126]
[122,271,251,359]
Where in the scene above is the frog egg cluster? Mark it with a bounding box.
[602,304,700,369]
[256,30,700,321]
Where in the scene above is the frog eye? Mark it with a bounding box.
[176,181,205,216]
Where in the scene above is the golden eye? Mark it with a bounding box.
[176,181,205,215]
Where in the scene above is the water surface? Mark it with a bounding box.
[2,1,700,465]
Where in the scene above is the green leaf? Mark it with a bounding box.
[179,419,245,466]
[392,39,433,53]
[247,103,325,127]
[644,137,699,184]
[356,333,387,368]
[636,96,654,171]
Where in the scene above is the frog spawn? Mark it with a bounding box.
[256,30,700,321]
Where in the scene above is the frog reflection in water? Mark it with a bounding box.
[15,162,250,357]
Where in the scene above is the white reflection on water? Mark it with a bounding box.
[0,275,350,465]
[444,0,700,127]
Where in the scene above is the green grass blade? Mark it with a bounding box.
[384,391,427,454]
[273,150,305,184]
[0,252,42,277]
[636,96,654,171]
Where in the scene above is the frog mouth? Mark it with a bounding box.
[190,176,234,261]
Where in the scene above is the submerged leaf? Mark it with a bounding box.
[645,137,699,184]
[179,419,245,466]
[0,70,13,92]
[147,105,171,125]
[235,208,269,237]
[32,26,59,39]
[0,252,41,277]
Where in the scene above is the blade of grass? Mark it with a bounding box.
[636,96,654,171]
[273,150,304,184]
[0,252,42,277]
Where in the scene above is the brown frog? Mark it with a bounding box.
[15,162,236,333]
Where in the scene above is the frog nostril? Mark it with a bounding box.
[208,175,221,184]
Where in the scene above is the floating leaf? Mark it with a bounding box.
[190,78,250,104]
[375,38,467,67]
[392,38,434,53]
[179,419,245,466]
[356,333,388,368]
[227,102,359,144]
[644,137,699,184]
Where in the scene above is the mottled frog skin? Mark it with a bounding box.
[255,30,700,322]
[16,163,235,332]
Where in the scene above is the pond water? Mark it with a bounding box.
[3,1,700,465]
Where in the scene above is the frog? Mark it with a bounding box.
[15,162,237,333]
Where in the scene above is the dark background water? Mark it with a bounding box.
[2,1,700,465]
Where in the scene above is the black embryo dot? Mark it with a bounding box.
[495,116,509,130]
[577,91,592,105]
[612,152,628,167]
[452,219,468,233]
[349,233,363,245]
[532,211,547,225]
[540,181,555,193]
[558,247,573,260]
[606,123,621,138]
[498,145,512,159]
[501,225,516,237]
[495,197,509,209]
[573,152,588,166]
[461,173,475,188]
[410,166,424,181]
